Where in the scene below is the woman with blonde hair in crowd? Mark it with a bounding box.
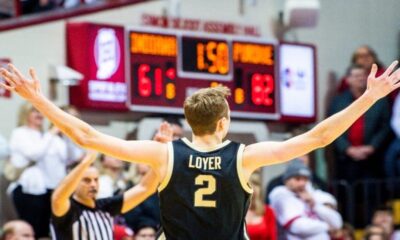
[246,172,277,240]
[8,102,66,238]
[337,45,385,93]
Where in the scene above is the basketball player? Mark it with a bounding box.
[1,61,400,239]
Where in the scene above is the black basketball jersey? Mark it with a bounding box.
[158,138,252,240]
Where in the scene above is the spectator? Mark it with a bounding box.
[363,225,388,240]
[337,46,385,93]
[133,222,157,240]
[50,151,159,239]
[269,160,342,240]
[371,206,400,240]
[8,103,62,238]
[246,173,277,240]
[328,64,392,182]
[312,190,348,240]
[97,154,127,198]
[1,220,34,240]
[265,153,326,203]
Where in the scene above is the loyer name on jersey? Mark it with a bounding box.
[188,155,222,170]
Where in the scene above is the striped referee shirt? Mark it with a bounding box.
[50,195,123,240]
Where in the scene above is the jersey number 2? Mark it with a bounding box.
[194,175,216,208]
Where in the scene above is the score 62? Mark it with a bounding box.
[250,73,274,106]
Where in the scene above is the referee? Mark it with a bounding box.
[50,151,159,240]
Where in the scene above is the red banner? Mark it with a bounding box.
[67,22,128,111]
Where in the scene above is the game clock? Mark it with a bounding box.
[129,27,278,119]
[180,37,231,80]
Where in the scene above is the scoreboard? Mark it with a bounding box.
[129,27,279,119]
[66,23,316,122]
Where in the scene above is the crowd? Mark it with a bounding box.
[1,45,400,240]
[0,107,185,239]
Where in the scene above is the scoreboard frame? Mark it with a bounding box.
[278,41,318,123]
[127,26,280,120]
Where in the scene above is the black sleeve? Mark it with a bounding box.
[96,194,124,216]
[51,199,77,228]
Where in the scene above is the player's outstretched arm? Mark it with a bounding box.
[120,122,173,213]
[0,65,166,168]
[121,169,159,214]
[52,151,98,217]
[243,61,400,174]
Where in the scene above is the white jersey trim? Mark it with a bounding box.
[236,144,253,194]
[158,142,174,192]
[244,224,250,240]
[181,137,231,152]
[157,232,166,240]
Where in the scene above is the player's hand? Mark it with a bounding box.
[153,121,174,143]
[365,60,400,101]
[0,64,42,101]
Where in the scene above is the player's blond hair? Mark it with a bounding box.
[184,86,230,136]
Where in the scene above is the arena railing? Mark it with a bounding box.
[329,178,400,227]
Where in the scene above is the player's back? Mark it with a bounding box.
[158,138,252,240]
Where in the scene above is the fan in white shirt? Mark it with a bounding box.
[9,102,67,238]
[269,160,343,240]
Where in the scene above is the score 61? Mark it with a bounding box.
[135,63,177,100]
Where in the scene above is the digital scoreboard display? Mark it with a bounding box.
[129,28,278,119]
[180,37,231,79]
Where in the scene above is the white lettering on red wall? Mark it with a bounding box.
[88,81,126,102]
[141,14,260,37]
[67,23,127,111]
